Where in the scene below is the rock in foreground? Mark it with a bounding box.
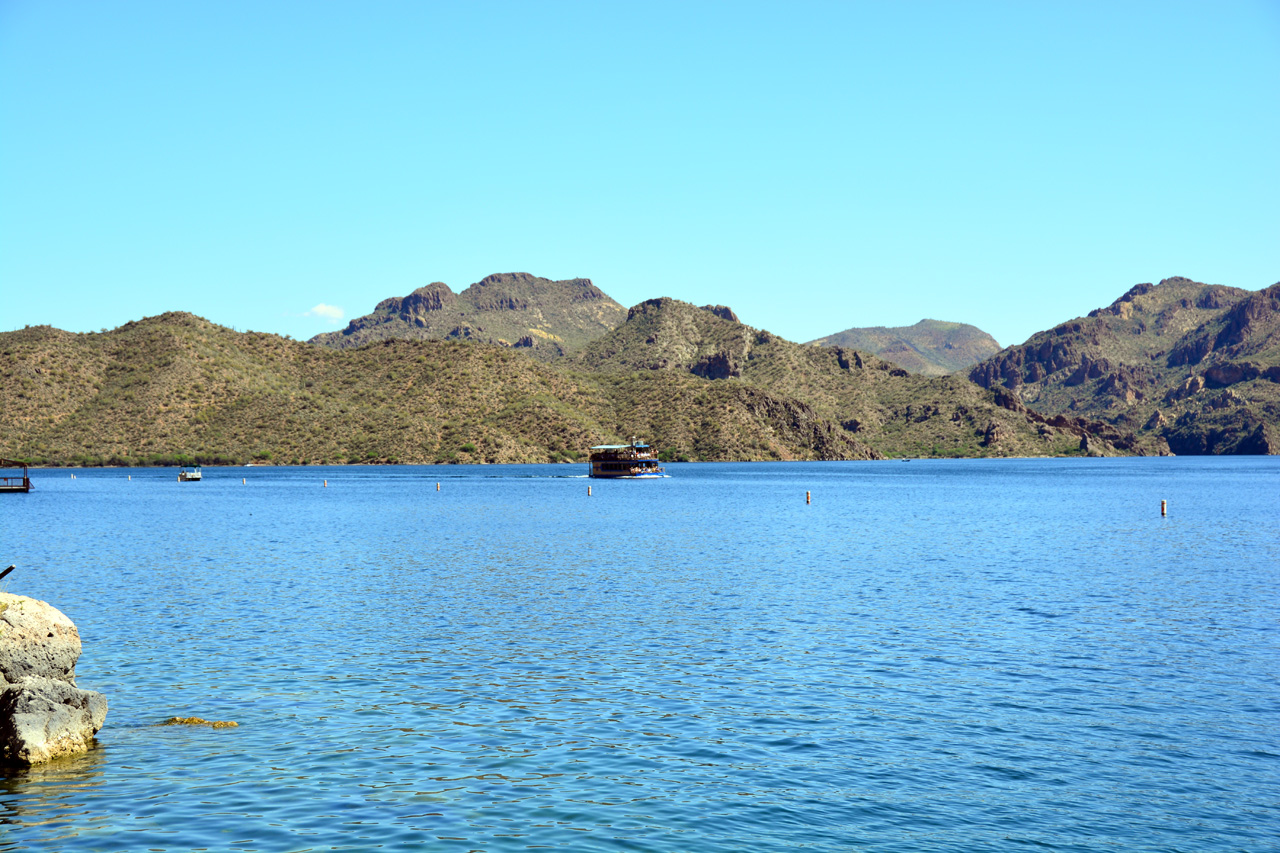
[0,593,107,766]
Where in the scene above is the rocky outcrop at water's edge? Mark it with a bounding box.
[0,593,108,767]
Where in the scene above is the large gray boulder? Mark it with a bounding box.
[0,593,107,766]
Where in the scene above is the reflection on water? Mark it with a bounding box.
[1,458,1278,851]
[1,747,107,822]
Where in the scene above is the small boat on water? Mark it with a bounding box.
[0,458,32,494]
[177,466,202,482]
[588,440,666,479]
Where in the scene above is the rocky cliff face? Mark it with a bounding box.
[969,277,1280,454]
[371,283,457,320]
[1168,283,1280,366]
[309,272,626,359]
[0,593,108,766]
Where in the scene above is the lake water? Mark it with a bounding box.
[1,458,1277,852]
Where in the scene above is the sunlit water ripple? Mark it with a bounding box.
[1,458,1277,851]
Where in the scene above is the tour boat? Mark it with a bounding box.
[178,466,202,482]
[0,458,32,493]
[588,441,666,479]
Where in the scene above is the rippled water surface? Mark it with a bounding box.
[1,458,1277,851]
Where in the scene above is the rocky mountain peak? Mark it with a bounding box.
[476,272,537,288]
[375,282,456,315]
[412,282,455,299]
[309,272,626,357]
[626,297,676,322]
[701,305,739,322]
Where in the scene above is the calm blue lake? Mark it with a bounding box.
[1,458,1277,852]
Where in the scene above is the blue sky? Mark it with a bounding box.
[2,1,1277,348]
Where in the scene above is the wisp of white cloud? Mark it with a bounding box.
[305,303,345,324]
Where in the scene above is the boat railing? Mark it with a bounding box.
[0,458,32,492]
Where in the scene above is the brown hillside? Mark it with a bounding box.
[0,313,877,465]
[578,298,1136,458]
[308,272,625,359]
[809,319,1001,375]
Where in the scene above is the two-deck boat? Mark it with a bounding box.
[177,466,202,482]
[0,458,32,493]
[588,441,666,479]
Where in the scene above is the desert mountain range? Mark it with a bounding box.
[310,273,999,376]
[1,273,1276,464]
